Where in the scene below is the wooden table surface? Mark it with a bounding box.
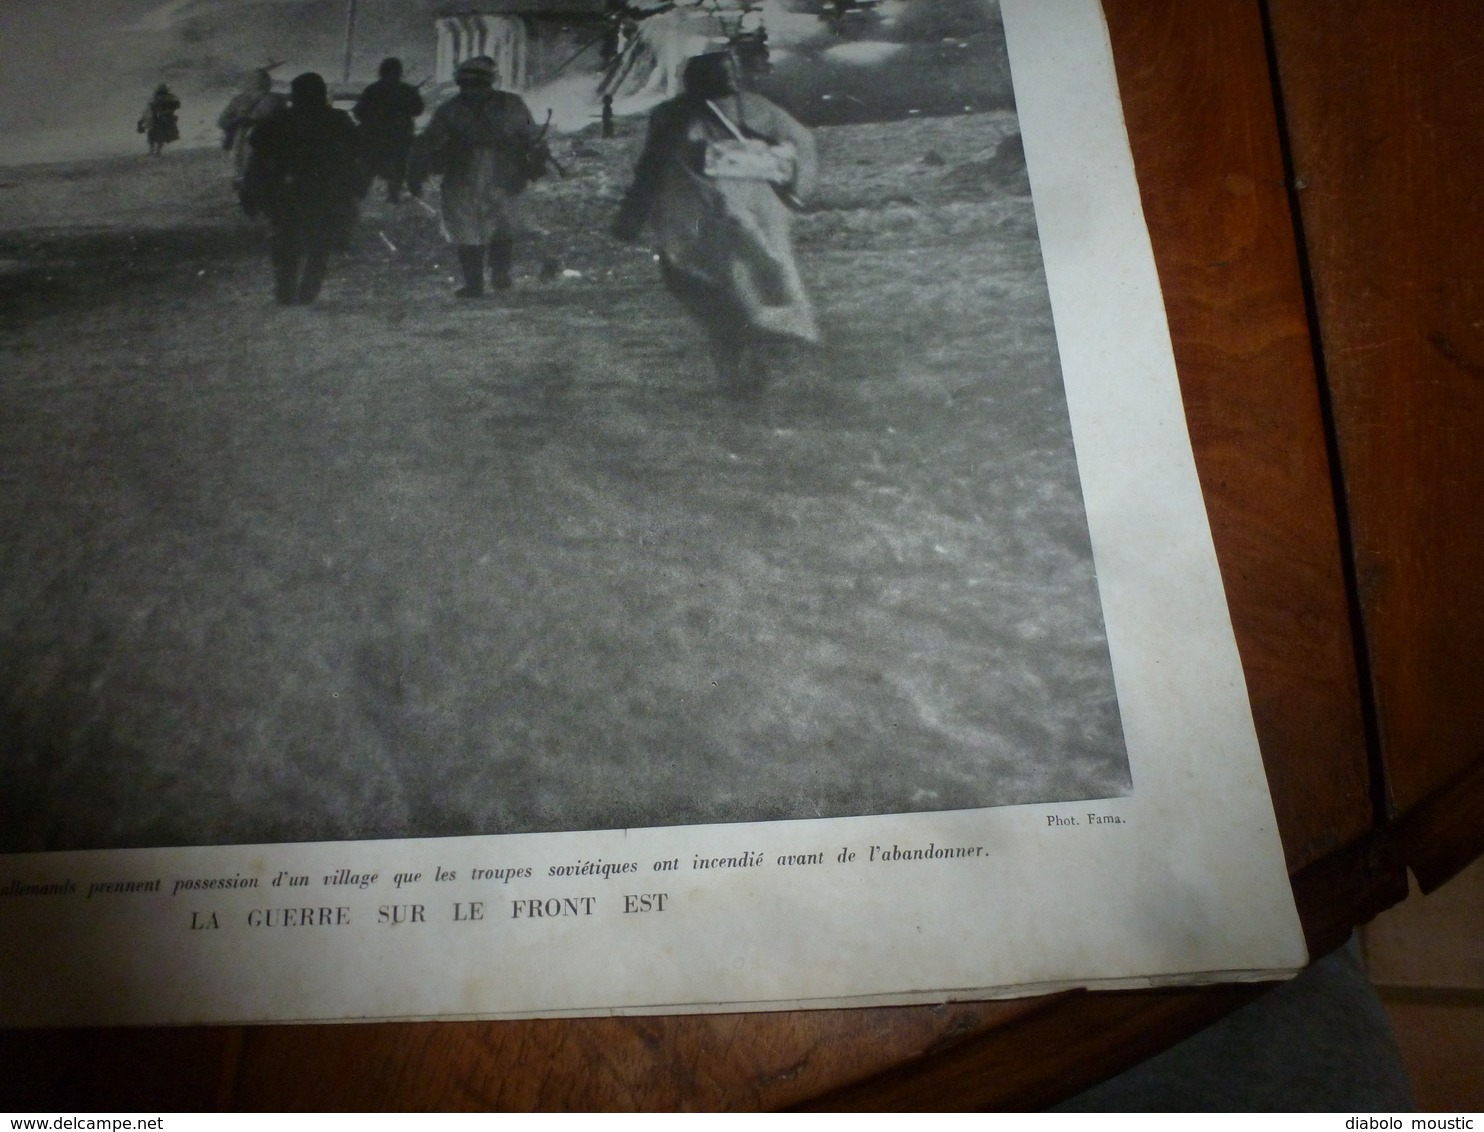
[4,0,1482,1110]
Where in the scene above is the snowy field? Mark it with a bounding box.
[0,34,1129,853]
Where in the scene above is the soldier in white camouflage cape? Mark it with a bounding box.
[614,51,818,394]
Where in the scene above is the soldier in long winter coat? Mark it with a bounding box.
[407,55,540,297]
[240,73,368,305]
[612,51,818,393]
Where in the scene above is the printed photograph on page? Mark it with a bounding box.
[0,0,1131,854]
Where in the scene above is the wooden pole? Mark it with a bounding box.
[342,0,358,84]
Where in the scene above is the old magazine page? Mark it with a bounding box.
[0,0,1305,1025]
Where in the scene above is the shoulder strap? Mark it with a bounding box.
[705,99,748,142]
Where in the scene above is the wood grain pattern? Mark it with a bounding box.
[1265,0,1484,874]
[1103,0,1373,873]
[1290,834,1407,958]
[793,985,1271,1112]
[0,1027,240,1111]
[1392,757,1484,893]
[223,1001,1048,1110]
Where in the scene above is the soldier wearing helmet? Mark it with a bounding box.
[408,55,541,296]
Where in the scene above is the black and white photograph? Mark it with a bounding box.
[0,0,1308,1027]
[1,0,1130,855]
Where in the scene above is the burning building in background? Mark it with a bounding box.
[434,2,606,90]
[432,1,766,99]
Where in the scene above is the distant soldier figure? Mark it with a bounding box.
[408,55,542,297]
[218,69,288,188]
[613,51,817,393]
[353,57,425,204]
[732,10,770,76]
[139,84,181,156]
[601,94,615,139]
[239,72,368,306]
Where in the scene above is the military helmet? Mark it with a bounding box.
[455,55,497,85]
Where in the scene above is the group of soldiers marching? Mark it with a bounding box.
[213,59,423,195]
[231,55,545,307]
[147,48,819,393]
